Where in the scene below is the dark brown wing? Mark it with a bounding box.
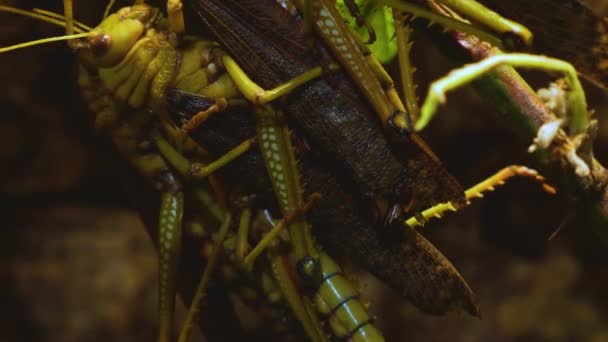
[190,0,465,210]
[167,88,480,317]
[482,0,608,90]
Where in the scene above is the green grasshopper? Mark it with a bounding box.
[0,1,388,340]
[0,1,573,341]
[289,0,532,132]
[292,0,595,171]
[173,0,559,332]
[293,0,597,214]
[0,1,336,341]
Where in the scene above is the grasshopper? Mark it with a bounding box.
[0,1,326,341]
[193,0,467,215]
[0,1,388,340]
[0,0,567,341]
[167,87,472,340]
[287,0,532,132]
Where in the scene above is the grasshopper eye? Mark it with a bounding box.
[83,10,145,67]
[89,33,111,57]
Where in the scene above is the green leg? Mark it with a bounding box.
[342,4,413,130]
[223,55,338,105]
[192,187,225,222]
[404,165,555,228]
[242,195,319,269]
[177,214,232,342]
[157,172,184,342]
[106,114,186,342]
[377,0,524,48]
[296,0,418,132]
[300,0,397,123]
[235,208,252,263]
[393,11,419,127]
[437,0,532,46]
[415,53,587,133]
[154,135,256,180]
[255,102,384,340]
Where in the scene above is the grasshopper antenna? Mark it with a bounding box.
[0,6,89,32]
[0,33,92,53]
[32,8,92,31]
[0,6,92,53]
[103,0,117,19]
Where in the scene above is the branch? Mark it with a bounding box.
[446,31,608,223]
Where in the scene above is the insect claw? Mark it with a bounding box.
[387,110,412,135]
[500,31,531,51]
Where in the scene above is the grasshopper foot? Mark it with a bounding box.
[387,110,413,135]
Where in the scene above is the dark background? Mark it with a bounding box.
[1,1,608,341]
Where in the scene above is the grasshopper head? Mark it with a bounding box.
[75,4,159,68]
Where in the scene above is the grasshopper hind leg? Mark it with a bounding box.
[107,115,186,342]
[157,171,184,342]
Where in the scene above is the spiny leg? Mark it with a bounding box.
[377,0,528,48]
[254,104,384,340]
[180,97,229,133]
[296,0,430,132]
[298,0,399,125]
[404,165,556,228]
[294,0,513,133]
[110,120,186,342]
[341,6,413,129]
[393,11,420,125]
[254,104,328,341]
[141,140,265,341]
[254,104,315,259]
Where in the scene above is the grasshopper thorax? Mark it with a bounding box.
[74,4,160,68]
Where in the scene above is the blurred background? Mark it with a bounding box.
[1,0,608,341]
